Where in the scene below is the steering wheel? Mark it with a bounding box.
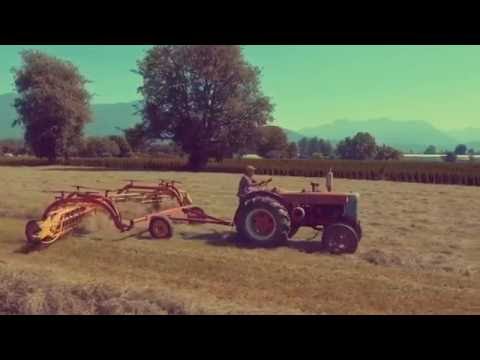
[258,178,273,187]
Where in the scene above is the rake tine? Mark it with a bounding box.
[70,185,113,192]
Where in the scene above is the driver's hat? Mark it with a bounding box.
[246,165,256,171]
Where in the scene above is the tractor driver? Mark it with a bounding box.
[237,165,271,203]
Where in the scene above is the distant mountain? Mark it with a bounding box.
[2,92,479,152]
[0,92,140,138]
[297,119,459,153]
[281,128,304,143]
[0,92,304,143]
[449,127,480,144]
[86,101,141,136]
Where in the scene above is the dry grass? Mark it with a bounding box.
[0,166,479,314]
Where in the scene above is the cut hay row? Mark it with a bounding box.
[2,156,480,186]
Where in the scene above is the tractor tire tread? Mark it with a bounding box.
[237,196,291,246]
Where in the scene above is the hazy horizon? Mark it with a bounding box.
[1,45,480,132]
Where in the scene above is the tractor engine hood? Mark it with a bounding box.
[279,191,360,221]
[279,191,358,206]
[344,193,360,221]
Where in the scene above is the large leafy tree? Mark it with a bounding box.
[375,144,402,160]
[306,137,320,157]
[317,138,334,158]
[136,45,274,169]
[298,137,309,158]
[12,50,92,161]
[286,142,298,159]
[108,135,133,158]
[121,123,149,153]
[255,125,288,158]
[336,132,377,160]
[454,144,467,155]
[298,136,333,159]
[424,145,437,154]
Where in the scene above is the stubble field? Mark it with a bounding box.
[0,166,478,314]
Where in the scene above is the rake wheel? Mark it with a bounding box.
[149,215,174,239]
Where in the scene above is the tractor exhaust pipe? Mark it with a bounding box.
[326,168,334,192]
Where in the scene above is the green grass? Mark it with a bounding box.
[0,166,479,314]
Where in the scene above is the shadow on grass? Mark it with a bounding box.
[14,227,327,255]
[181,230,328,254]
[109,230,153,242]
[14,242,47,254]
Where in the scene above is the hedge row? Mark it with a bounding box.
[211,158,480,185]
[2,156,480,186]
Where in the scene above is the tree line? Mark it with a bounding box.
[424,144,478,163]
[0,135,185,159]
[245,130,403,161]
[0,139,28,156]
[296,133,402,161]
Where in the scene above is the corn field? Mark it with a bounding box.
[2,156,480,186]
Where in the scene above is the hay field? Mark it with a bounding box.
[0,166,478,314]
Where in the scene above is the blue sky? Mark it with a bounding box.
[1,45,479,131]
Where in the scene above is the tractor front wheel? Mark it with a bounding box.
[340,217,363,240]
[236,196,291,247]
[149,216,174,240]
[322,223,359,254]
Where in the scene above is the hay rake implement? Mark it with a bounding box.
[25,180,232,249]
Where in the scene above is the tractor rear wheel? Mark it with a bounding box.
[149,216,174,239]
[322,223,359,254]
[236,196,291,247]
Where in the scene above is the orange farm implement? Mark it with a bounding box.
[25,180,232,248]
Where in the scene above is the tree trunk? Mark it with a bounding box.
[188,151,209,171]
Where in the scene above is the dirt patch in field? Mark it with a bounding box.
[359,249,404,267]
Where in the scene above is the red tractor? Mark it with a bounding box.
[233,180,362,254]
